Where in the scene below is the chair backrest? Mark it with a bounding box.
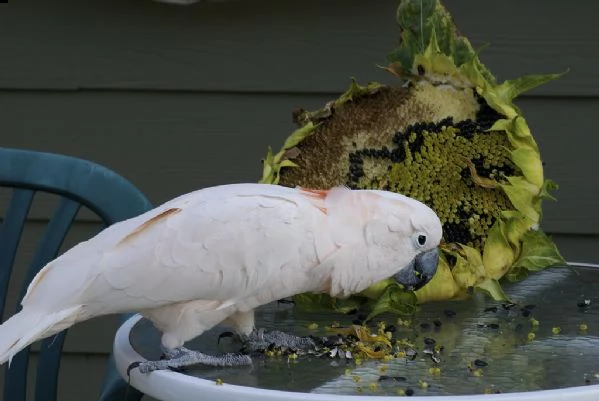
[0,147,152,401]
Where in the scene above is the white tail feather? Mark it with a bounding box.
[0,305,82,365]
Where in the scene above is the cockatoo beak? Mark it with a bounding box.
[393,248,439,291]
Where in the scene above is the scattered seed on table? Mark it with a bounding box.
[444,310,457,318]
[378,375,407,382]
[474,359,488,367]
[424,337,436,345]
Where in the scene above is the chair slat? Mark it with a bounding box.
[0,189,34,318]
[5,198,80,401]
[35,332,67,401]
[0,190,35,401]
[33,199,80,401]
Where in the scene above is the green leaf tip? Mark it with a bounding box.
[512,230,567,272]
[388,0,494,83]
[336,78,384,106]
[259,123,318,184]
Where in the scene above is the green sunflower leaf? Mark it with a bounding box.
[511,147,544,187]
[280,122,318,156]
[292,293,365,314]
[365,283,418,321]
[512,230,567,272]
[495,71,568,103]
[499,177,541,222]
[538,179,559,201]
[476,278,511,302]
[483,219,516,280]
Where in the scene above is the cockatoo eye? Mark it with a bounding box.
[413,232,427,248]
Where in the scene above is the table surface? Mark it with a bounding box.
[115,265,599,401]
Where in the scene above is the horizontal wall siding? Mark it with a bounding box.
[0,0,596,96]
[0,91,597,235]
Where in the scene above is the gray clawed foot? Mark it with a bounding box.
[242,328,324,353]
[128,346,252,374]
[127,329,325,375]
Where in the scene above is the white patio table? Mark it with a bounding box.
[114,263,599,401]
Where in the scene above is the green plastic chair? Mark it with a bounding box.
[0,147,151,401]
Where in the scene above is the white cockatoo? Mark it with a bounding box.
[0,183,441,372]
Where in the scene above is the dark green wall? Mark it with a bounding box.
[0,0,597,399]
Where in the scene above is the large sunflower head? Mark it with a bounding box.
[260,0,566,318]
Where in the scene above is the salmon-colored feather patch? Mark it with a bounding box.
[299,188,329,199]
[118,208,182,246]
[299,188,329,213]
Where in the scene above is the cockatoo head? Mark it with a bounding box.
[324,187,443,296]
[367,189,442,291]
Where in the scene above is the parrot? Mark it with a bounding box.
[0,183,442,373]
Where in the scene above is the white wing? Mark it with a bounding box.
[22,184,336,316]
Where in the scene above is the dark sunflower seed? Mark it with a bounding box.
[444,310,457,318]
[424,337,436,345]
[474,359,488,367]
[378,375,407,382]
[406,388,415,396]
[484,306,498,313]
